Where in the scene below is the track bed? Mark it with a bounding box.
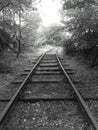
[0,50,97,130]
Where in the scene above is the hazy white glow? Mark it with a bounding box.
[66,32,72,38]
[40,0,61,27]
[64,16,73,22]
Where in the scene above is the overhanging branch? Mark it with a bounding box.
[0,2,11,12]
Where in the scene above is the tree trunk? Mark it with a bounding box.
[91,47,98,67]
[17,3,21,57]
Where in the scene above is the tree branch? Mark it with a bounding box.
[21,23,29,31]
[0,2,11,12]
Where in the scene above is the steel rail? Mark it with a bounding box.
[0,52,46,125]
[56,53,98,130]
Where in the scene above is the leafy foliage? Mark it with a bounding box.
[62,0,98,66]
[41,25,64,46]
[0,0,37,54]
[62,1,98,47]
[63,0,96,9]
[0,28,14,51]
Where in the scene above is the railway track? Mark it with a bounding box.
[0,50,98,130]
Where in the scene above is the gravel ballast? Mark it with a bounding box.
[5,101,88,130]
[0,47,98,130]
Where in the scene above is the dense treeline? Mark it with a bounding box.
[62,0,98,67]
[0,0,35,56]
[0,0,98,67]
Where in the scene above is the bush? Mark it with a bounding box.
[0,29,16,53]
[64,39,78,54]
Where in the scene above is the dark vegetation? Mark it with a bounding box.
[0,29,12,52]
[62,0,98,67]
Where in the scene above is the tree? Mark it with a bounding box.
[63,0,96,10]
[21,10,41,46]
[0,0,33,56]
[61,0,98,66]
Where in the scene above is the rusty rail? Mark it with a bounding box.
[56,53,98,130]
[0,52,46,125]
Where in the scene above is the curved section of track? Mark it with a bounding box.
[0,50,97,130]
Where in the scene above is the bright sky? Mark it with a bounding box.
[39,0,62,27]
